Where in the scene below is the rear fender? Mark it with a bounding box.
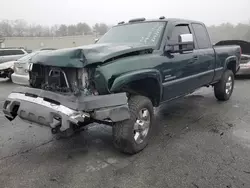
[224,56,238,74]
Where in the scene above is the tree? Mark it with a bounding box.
[0,20,13,37]
[245,29,250,41]
[76,22,92,35]
[93,23,109,35]
[67,25,77,36]
[13,19,27,36]
[57,24,68,36]
[50,25,59,37]
[0,18,249,40]
[42,26,51,37]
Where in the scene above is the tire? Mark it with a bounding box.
[214,69,234,101]
[113,95,154,154]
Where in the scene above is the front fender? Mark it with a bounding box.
[110,69,162,96]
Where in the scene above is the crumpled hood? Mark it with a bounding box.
[31,43,154,68]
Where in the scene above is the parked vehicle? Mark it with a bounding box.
[215,40,250,76]
[0,60,15,80]
[11,50,55,85]
[236,54,250,75]
[0,48,28,63]
[0,48,28,79]
[3,17,241,154]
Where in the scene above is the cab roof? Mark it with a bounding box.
[116,17,204,26]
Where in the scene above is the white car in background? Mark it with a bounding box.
[0,48,28,63]
[236,54,250,75]
[0,48,28,80]
[12,49,54,85]
[0,60,16,80]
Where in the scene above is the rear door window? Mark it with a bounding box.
[192,23,211,49]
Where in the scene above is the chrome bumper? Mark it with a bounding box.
[4,93,89,131]
[3,87,129,131]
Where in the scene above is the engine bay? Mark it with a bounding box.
[29,64,92,96]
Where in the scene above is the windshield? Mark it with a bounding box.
[97,22,166,46]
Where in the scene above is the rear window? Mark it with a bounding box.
[3,50,25,56]
[0,50,4,56]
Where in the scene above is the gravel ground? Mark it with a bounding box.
[1,78,250,188]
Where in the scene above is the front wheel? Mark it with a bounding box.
[214,69,234,101]
[113,95,154,154]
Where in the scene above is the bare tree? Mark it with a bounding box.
[0,20,13,36]
[0,19,249,42]
[76,22,92,35]
[13,19,27,36]
[68,25,77,36]
[50,25,59,37]
[93,23,109,35]
[57,24,68,36]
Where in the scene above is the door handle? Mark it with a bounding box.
[193,55,198,61]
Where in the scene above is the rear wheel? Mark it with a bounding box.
[113,95,154,154]
[214,70,234,101]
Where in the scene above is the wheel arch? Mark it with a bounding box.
[224,56,238,75]
[110,69,162,107]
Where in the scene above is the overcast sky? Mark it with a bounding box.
[0,0,249,26]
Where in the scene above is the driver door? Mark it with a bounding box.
[162,24,199,101]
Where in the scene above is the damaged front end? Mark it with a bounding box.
[3,87,129,132]
[3,47,131,134]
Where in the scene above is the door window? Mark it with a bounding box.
[169,25,191,51]
[192,23,211,49]
[169,25,191,43]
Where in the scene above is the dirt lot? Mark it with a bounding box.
[1,78,250,188]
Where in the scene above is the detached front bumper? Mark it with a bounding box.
[3,87,130,131]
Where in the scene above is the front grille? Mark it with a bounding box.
[29,64,80,95]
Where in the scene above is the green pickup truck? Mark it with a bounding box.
[3,17,241,154]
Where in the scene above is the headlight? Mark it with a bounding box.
[28,63,33,71]
[82,69,89,88]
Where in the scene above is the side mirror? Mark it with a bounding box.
[166,34,194,53]
[178,34,194,52]
[179,33,193,43]
[94,38,99,43]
